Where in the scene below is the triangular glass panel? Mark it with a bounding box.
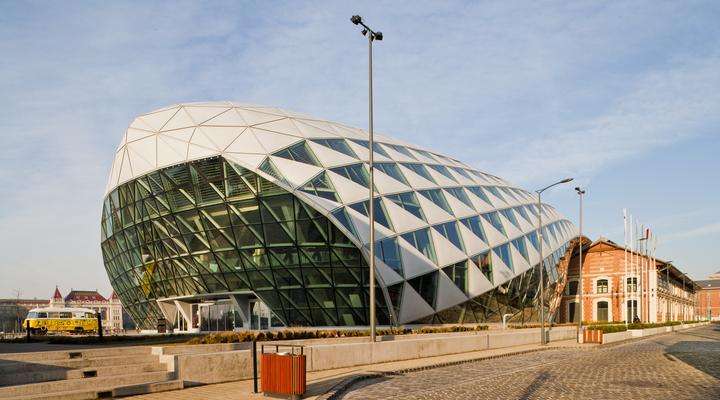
[385,191,425,221]
[418,189,453,215]
[400,163,436,183]
[309,138,358,158]
[407,271,438,309]
[330,163,370,187]
[460,216,487,243]
[299,172,340,202]
[442,261,468,294]
[375,162,409,185]
[347,198,393,231]
[482,211,506,236]
[526,231,540,252]
[500,208,522,230]
[374,237,403,277]
[512,237,530,263]
[273,141,320,166]
[400,228,437,264]
[427,164,457,182]
[432,221,465,252]
[349,138,391,158]
[493,243,513,272]
[331,208,358,239]
[445,187,474,209]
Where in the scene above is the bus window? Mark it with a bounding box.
[48,312,60,318]
[27,312,38,318]
[59,312,72,319]
[85,312,95,318]
[38,312,47,318]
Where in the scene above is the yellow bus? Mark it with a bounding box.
[24,307,99,334]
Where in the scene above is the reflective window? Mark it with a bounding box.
[484,186,507,202]
[331,164,369,187]
[427,164,457,182]
[494,243,513,271]
[597,301,609,322]
[348,198,392,230]
[349,139,391,158]
[401,163,436,183]
[450,167,474,181]
[443,261,467,293]
[299,172,339,202]
[433,221,464,251]
[597,279,609,294]
[385,143,418,160]
[375,163,408,185]
[274,142,320,166]
[567,280,579,295]
[626,277,637,292]
[501,209,522,230]
[460,216,487,243]
[511,237,529,263]
[310,138,357,158]
[386,192,425,220]
[471,251,493,283]
[401,228,437,264]
[375,237,403,276]
[445,187,474,209]
[466,186,492,205]
[408,271,438,308]
[418,189,453,215]
[482,211,506,236]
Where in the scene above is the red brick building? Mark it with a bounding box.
[696,271,720,320]
[559,238,698,323]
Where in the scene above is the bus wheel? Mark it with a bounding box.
[74,327,84,334]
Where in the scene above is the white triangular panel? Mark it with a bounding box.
[198,126,245,151]
[255,118,304,137]
[139,107,179,131]
[526,240,541,267]
[162,127,195,142]
[467,190,495,213]
[294,120,339,139]
[445,191,476,219]
[344,206,391,245]
[126,128,154,142]
[382,145,415,163]
[326,171,368,204]
[306,141,358,167]
[449,170,475,186]
[184,106,230,125]
[375,260,404,286]
[224,129,265,154]
[331,124,366,140]
[491,250,515,284]
[373,169,410,195]
[397,165,437,190]
[381,198,427,233]
[269,156,323,188]
[157,136,188,168]
[480,216,507,247]
[499,212,524,240]
[187,143,218,160]
[295,191,342,214]
[483,188,508,208]
[435,270,469,311]
[397,237,438,279]
[467,261,494,297]
[108,150,124,188]
[510,244,531,274]
[346,140,392,163]
[416,194,454,225]
[126,136,156,176]
[458,222,489,256]
[430,228,468,267]
[162,108,196,131]
[117,149,133,183]
[223,153,267,171]
[189,128,218,150]
[399,281,435,324]
[203,108,248,126]
[129,117,153,131]
[236,108,283,125]
[252,129,303,153]
[427,168,458,187]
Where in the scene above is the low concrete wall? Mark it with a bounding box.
[604,322,707,343]
[602,331,632,344]
[157,326,576,385]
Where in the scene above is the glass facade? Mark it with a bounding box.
[101,156,390,329]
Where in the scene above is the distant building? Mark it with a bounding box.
[696,271,720,320]
[559,238,698,323]
[0,298,49,332]
[51,288,125,332]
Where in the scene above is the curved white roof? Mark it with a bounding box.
[106,102,576,324]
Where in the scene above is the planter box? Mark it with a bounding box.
[583,329,603,344]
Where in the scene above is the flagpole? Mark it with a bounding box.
[623,209,628,326]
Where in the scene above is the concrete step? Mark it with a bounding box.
[2,379,183,400]
[0,346,151,363]
[0,362,167,387]
[0,371,174,398]
[0,354,159,372]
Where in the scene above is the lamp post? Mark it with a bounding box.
[536,178,573,345]
[350,15,383,342]
[574,187,585,342]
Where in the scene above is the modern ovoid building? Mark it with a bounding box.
[100,102,578,332]
[696,271,720,320]
[559,237,698,324]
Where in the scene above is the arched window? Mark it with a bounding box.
[566,280,579,295]
[597,301,609,322]
[597,279,609,294]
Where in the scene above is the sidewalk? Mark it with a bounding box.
[127,339,588,400]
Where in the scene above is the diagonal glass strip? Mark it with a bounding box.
[310,138,358,158]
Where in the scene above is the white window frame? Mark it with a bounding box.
[593,297,613,322]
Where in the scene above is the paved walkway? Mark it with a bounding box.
[127,338,587,400]
[340,324,720,399]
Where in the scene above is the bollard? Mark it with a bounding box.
[252,339,258,393]
[26,320,30,342]
[97,313,103,339]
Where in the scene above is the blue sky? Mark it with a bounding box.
[1,1,718,298]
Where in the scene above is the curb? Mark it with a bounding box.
[315,345,568,400]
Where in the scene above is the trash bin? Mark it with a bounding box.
[260,344,306,399]
[156,318,166,334]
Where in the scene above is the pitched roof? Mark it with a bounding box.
[65,290,107,302]
[52,286,63,300]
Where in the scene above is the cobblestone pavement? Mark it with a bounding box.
[341,324,720,399]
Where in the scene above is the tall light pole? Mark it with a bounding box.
[351,15,383,342]
[574,187,585,342]
[536,177,573,345]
